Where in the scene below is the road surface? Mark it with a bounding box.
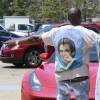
[0,61,31,100]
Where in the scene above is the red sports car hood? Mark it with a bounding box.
[89,62,98,98]
[35,63,56,88]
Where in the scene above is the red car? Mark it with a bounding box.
[21,52,98,100]
[0,24,55,67]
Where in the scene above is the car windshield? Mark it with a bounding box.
[35,25,54,35]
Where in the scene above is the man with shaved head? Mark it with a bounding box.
[68,8,81,26]
[6,8,100,100]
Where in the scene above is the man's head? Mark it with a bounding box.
[68,8,81,26]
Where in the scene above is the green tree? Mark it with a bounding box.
[11,0,27,15]
[0,0,13,18]
[36,0,68,23]
[0,0,97,23]
[26,0,42,21]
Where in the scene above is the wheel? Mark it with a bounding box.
[24,48,43,68]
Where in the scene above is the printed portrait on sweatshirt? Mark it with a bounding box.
[58,38,76,65]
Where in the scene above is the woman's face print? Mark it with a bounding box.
[59,43,73,64]
[58,38,76,64]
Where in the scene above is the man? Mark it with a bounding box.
[5,8,100,100]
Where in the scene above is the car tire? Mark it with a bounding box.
[24,48,43,68]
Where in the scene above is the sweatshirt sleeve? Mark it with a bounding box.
[83,28,100,48]
[41,27,59,46]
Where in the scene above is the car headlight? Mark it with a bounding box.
[1,44,9,50]
[1,43,19,50]
[30,71,42,91]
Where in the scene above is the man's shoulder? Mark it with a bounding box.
[75,25,85,29]
[74,25,89,32]
[50,25,74,35]
[60,25,74,29]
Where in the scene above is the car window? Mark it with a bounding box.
[8,24,15,31]
[27,25,34,32]
[18,24,27,30]
[0,31,11,37]
[85,26,99,33]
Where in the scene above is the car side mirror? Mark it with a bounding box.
[39,53,49,60]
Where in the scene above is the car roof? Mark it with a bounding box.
[0,30,21,37]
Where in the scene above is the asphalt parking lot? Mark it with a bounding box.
[0,61,30,100]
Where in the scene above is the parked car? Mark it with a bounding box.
[21,52,98,100]
[4,16,35,35]
[9,24,35,37]
[0,30,21,48]
[0,24,55,67]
